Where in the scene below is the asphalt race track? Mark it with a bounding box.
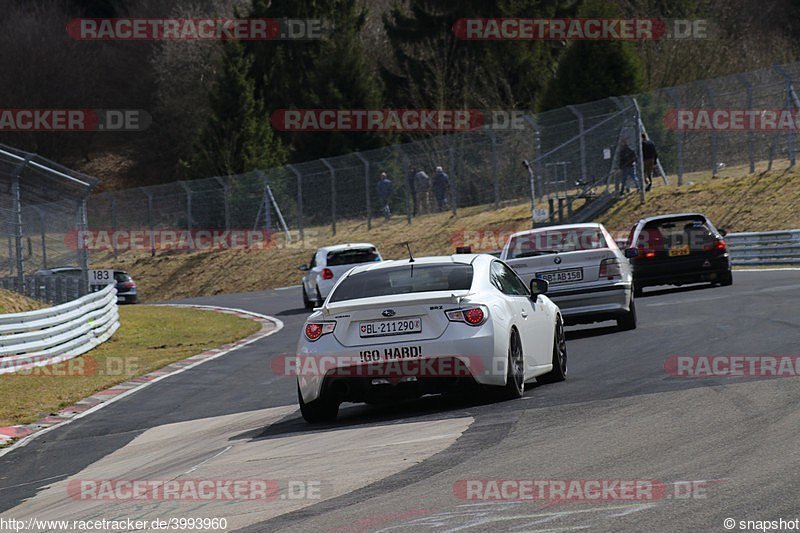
[2,270,800,531]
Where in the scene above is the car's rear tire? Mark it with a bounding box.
[617,298,637,331]
[493,328,525,400]
[538,318,567,384]
[719,270,733,286]
[298,384,339,423]
[302,287,314,310]
[633,284,643,298]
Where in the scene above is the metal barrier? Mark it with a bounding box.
[0,284,119,374]
[726,230,800,266]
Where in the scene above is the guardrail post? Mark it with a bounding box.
[735,74,756,173]
[773,65,797,168]
[355,153,371,230]
[287,165,303,241]
[320,158,336,235]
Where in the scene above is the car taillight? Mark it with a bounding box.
[446,307,487,326]
[599,258,622,279]
[322,268,334,280]
[637,247,656,259]
[119,281,136,289]
[715,239,727,252]
[304,321,336,341]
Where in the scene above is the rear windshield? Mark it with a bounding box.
[636,217,714,250]
[329,264,473,302]
[506,228,607,258]
[114,272,132,282]
[326,248,380,267]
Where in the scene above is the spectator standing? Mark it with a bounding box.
[414,168,431,214]
[376,171,393,220]
[641,133,658,191]
[432,166,450,211]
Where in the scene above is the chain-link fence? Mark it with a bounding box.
[86,61,800,254]
[0,145,98,303]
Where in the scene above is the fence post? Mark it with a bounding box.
[773,64,797,168]
[35,207,47,270]
[214,177,231,231]
[320,158,336,235]
[110,194,118,259]
[11,157,29,288]
[142,189,156,257]
[448,138,457,216]
[178,181,193,232]
[355,153,371,230]
[395,146,412,225]
[735,74,756,173]
[664,88,684,186]
[567,105,588,182]
[633,98,646,204]
[697,81,719,176]
[287,165,304,241]
[76,194,90,296]
[488,130,500,208]
[259,171,272,239]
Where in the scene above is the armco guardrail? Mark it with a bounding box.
[0,284,119,374]
[726,229,800,266]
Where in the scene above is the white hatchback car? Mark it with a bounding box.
[299,243,382,309]
[295,254,566,423]
[501,223,637,330]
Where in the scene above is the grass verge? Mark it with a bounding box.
[0,305,261,427]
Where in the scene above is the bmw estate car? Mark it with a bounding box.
[501,223,637,330]
[295,254,567,422]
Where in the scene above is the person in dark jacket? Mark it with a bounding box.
[641,133,658,191]
[377,172,393,220]
[432,166,450,211]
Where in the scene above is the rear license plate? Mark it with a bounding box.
[538,268,583,284]
[669,245,690,257]
[360,318,422,337]
[117,296,125,302]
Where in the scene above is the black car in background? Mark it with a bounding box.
[625,213,732,296]
[33,267,139,304]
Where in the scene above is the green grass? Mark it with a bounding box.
[0,306,261,427]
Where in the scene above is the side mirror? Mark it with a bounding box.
[719,228,728,237]
[624,248,638,259]
[298,264,310,272]
[530,278,549,299]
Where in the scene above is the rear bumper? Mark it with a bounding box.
[633,255,730,288]
[297,326,503,404]
[116,290,138,304]
[548,282,631,323]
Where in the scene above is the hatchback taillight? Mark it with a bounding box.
[304,321,336,341]
[599,258,622,279]
[446,306,487,326]
[322,268,334,280]
[119,281,136,289]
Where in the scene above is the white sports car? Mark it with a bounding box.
[295,253,567,423]
[299,243,382,309]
